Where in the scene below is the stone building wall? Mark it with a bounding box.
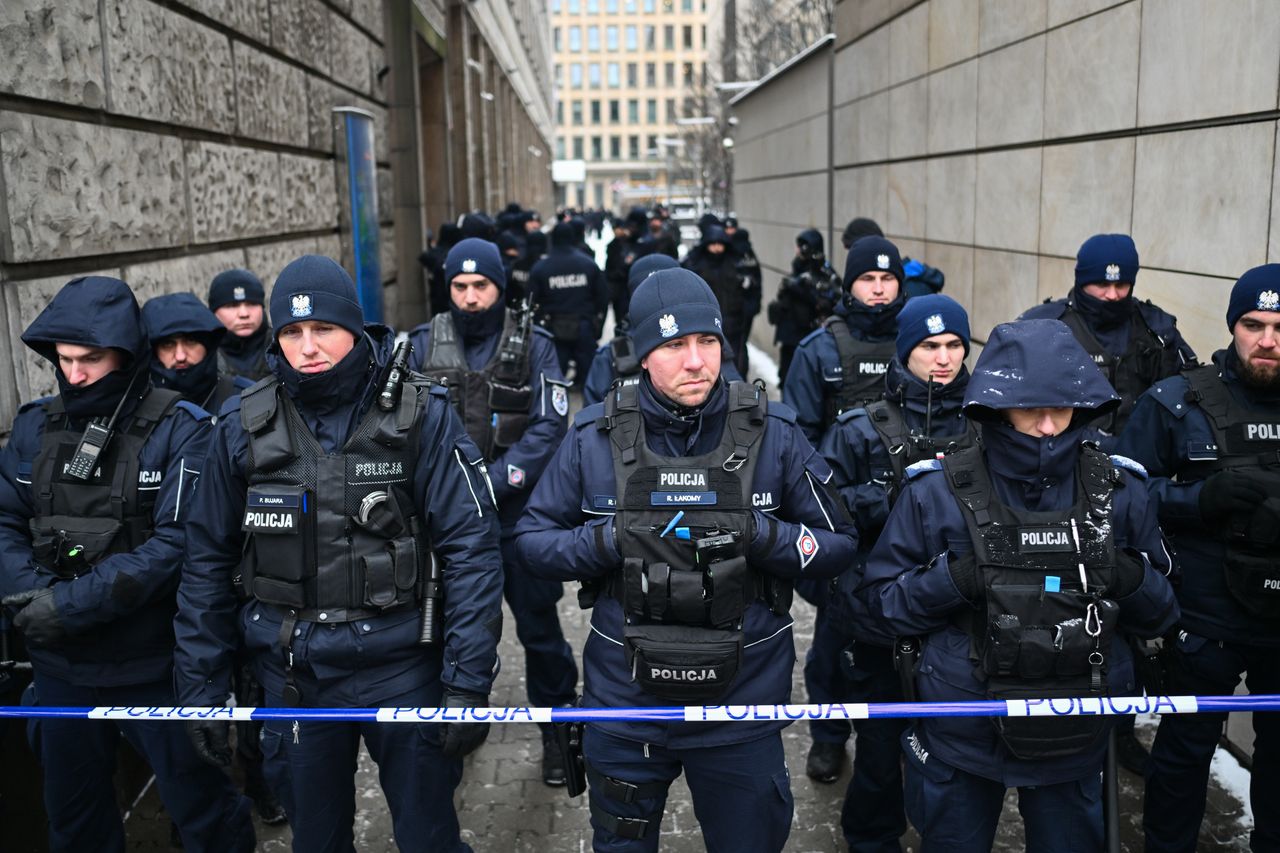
[0,0,555,430]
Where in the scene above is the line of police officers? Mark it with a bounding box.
[0,210,1275,853]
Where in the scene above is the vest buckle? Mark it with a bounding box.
[722,453,746,472]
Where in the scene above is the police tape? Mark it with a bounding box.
[2,694,1280,723]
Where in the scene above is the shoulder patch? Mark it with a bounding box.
[1148,375,1193,419]
[1109,454,1148,479]
[904,458,943,480]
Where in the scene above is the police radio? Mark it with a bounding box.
[65,366,144,481]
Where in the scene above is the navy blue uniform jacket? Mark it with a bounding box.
[513,378,859,748]
[174,328,504,707]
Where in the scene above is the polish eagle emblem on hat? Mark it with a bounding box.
[1105,264,1121,282]
[233,286,246,301]
[290,294,313,317]
[462,259,478,274]
[926,314,945,335]
[1259,290,1280,311]
[659,313,679,338]
[876,254,890,270]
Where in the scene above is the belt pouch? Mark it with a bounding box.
[666,569,705,625]
[623,623,743,702]
[707,556,749,628]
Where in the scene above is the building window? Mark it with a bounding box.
[610,136,621,158]
[591,100,601,123]
[681,62,693,83]
[568,0,580,12]
[643,0,655,12]
[591,136,602,159]
[588,63,601,88]
[625,26,637,51]
[626,63,637,87]
[663,25,674,50]
[606,0,618,10]
[683,25,693,49]
[570,63,583,88]
[553,63,563,87]
[551,0,561,11]
[607,63,620,88]
[666,98,676,122]
[568,26,581,52]
[587,0,599,11]
[682,0,692,10]
[647,134,658,153]
[646,99,657,123]
[553,27,561,51]
[627,99,639,123]
[606,25,618,51]
[609,100,620,122]
[573,137,584,159]
[629,135,640,159]
[664,62,674,87]
[556,137,566,159]
[556,101,564,124]
[587,26,599,51]
[644,25,655,49]
[664,0,674,10]
[624,0,636,11]
[571,101,583,125]
[645,62,656,87]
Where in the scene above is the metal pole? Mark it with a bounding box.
[1104,728,1121,853]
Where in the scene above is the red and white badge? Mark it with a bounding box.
[508,465,526,488]
[796,524,819,569]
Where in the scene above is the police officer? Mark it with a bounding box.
[174,255,504,853]
[1021,233,1196,446]
[863,319,1179,852]
[802,296,974,850]
[143,292,252,416]
[0,276,254,852]
[514,268,859,852]
[528,221,609,388]
[682,225,756,377]
[409,238,580,785]
[1115,265,1280,852]
[784,236,908,442]
[208,268,272,381]
[768,229,843,384]
[509,229,547,307]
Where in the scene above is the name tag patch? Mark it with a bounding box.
[651,492,718,506]
[1017,525,1073,553]
[243,493,301,533]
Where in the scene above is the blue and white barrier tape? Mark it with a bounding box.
[2,694,1279,723]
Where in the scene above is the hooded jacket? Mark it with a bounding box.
[861,319,1178,786]
[173,324,505,706]
[0,276,211,686]
[143,292,251,414]
[527,224,609,333]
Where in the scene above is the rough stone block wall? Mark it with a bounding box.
[734,0,1280,367]
[0,0,395,427]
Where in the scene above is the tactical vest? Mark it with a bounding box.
[202,374,243,418]
[863,400,976,503]
[608,334,641,392]
[29,388,182,579]
[824,317,894,421]
[596,381,791,702]
[1058,303,1175,435]
[217,345,270,383]
[237,376,428,624]
[1181,364,1280,617]
[943,443,1121,760]
[420,309,533,461]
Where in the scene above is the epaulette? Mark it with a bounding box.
[1109,454,1148,480]
[904,458,943,479]
[174,400,212,422]
[836,406,868,423]
[765,400,797,424]
[574,403,604,429]
[1148,376,1193,419]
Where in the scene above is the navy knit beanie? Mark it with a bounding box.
[896,294,970,363]
[1226,264,1280,329]
[1075,234,1139,288]
[629,269,725,360]
[627,253,680,296]
[445,237,506,291]
[269,255,364,337]
[843,236,904,291]
[208,268,265,310]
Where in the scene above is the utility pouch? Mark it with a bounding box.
[1222,547,1280,619]
[241,486,311,606]
[548,314,581,341]
[29,516,123,578]
[491,411,531,451]
[624,623,743,703]
[706,556,749,628]
[988,684,1111,760]
[361,538,419,609]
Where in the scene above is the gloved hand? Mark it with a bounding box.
[1198,469,1280,521]
[440,689,490,760]
[186,719,233,768]
[2,588,66,647]
[946,552,981,603]
[1109,548,1148,599]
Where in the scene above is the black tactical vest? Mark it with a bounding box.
[237,376,429,622]
[217,346,270,383]
[29,388,182,579]
[420,309,533,462]
[944,443,1121,759]
[1181,364,1280,617]
[1058,303,1177,435]
[863,400,976,503]
[608,334,641,391]
[824,317,894,421]
[597,381,791,702]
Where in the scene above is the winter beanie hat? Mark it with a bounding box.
[1226,264,1280,329]
[208,268,265,310]
[629,269,725,360]
[445,238,507,292]
[627,253,681,296]
[843,236,905,291]
[1075,234,1139,289]
[896,294,971,363]
[269,255,364,337]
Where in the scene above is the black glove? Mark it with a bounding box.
[946,552,981,603]
[3,588,66,647]
[440,690,490,760]
[1198,469,1280,521]
[1109,548,1148,599]
[186,719,233,768]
